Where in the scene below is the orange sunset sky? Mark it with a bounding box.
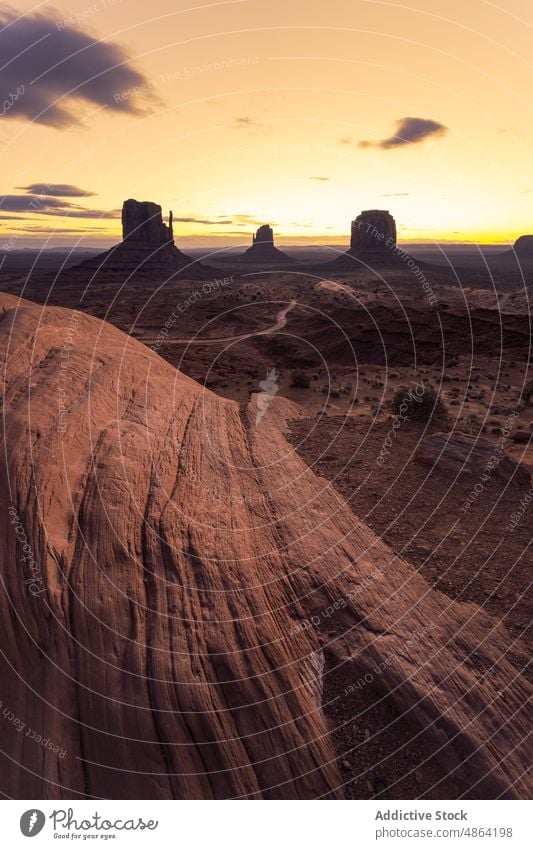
[0,0,531,248]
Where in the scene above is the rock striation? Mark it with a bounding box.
[240,224,294,264]
[0,292,530,800]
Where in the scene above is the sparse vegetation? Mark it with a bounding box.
[391,384,448,421]
[290,369,310,389]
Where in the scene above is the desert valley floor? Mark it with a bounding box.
[0,251,531,799]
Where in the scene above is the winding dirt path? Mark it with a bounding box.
[143,300,296,346]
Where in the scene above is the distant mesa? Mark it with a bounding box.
[122,198,174,244]
[512,235,533,256]
[240,224,294,264]
[332,209,405,268]
[350,209,397,254]
[74,198,207,278]
[253,224,274,246]
[494,234,533,269]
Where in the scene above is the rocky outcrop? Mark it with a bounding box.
[350,209,397,253]
[122,198,174,244]
[416,431,530,486]
[511,429,533,444]
[73,199,207,279]
[0,293,530,799]
[240,224,294,265]
[511,235,533,257]
[252,224,274,245]
[331,209,409,269]
[494,235,533,272]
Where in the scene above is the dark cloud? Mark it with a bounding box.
[0,194,119,218]
[42,207,120,219]
[359,117,448,149]
[167,211,268,227]
[310,176,330,181]
[212,230,261,236]
[0,8,156,127]
[231,116,260,129]
[380,192,410,197]
[173,216,233,225]
[4,225,111,233]
[339,137,353,145]
[17,183,97,197]
[1,195,70,212]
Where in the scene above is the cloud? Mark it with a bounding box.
[0,8,156,127]
[3,225,112,233]
[380,192,410,197]
[0,194,119,218]
[167,212,272,227]
[339,137,353,145]
[173,216,233,225]
[17,183,97,197]
[359,117,448,149]
[231,116,261,129]
[310,176,330,181]
[232,214,278,226]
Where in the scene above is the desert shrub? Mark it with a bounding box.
[290,369,310,389]
[521,380,533,405]
[391,383,448,421]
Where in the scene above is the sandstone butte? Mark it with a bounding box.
[0,292,530,799]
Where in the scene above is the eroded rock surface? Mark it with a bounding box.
[416,431,531,485]
[0,293,530,799]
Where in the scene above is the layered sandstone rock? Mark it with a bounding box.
[0,293,530,800]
